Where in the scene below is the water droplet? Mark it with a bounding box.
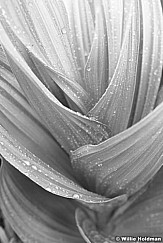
[32,165,37,170]
[61,28,67,34]
[72,194,80,199]
[87,67,91,72]
[23,160,30,166]
[46,187,52,192]
[28,1,33,7]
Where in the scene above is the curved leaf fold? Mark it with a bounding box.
[0,28,110,153]
[0,0,81,82]
[30,53,94,114]
[65,0,94,84]
[84,1,108,104]
[88,0,140,135]
[111,167,163,236]
[75,207,116,243]
[0,125,111,203]
[132,0,163,123]
[0,162,84,243]
[102,0,124,82]
[0,67,73,177]
[71,102,163,198]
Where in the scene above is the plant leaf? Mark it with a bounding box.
[111,167,163,236]
[0,161,85,243]
[0,12,88,112]
[75,208,116,243]
[0,0,81,81]
[88,0,140,135]
[0,0,94,112]
[0,28,110,153]
[65,0,94,83]
[0,124,111,203]
[30,53,94,114]
[84,0,108,104]
[132,0,163,124]
[71,102,163,198]
[0,66,73,177]
[102,0,124,82]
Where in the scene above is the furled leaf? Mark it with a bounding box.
[0,0,80,81]
[0,71,111,202]
[0,161,85,243]
[75,207,116,243]
[0,66,73,177]
[132,0,163,123]
[31,53,94,113]
[84,0,108,104]
[110,167,163,236]
[0,28,110,153]
[0,11,94,113]
[0,0,95,112]
[65,0,94,84]
[88,0,140,135]
[102,0,124,82]
[0,124,111,203]
[71,102,163,198]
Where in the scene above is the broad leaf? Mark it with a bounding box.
[0,162,84,243]
[110,167,163,236]
[132,0,163,123]
[71,102,163,198]
[65,0,94,83]
[0,0,80,81]
[0,12,93,113]
[0,124,111,203]
[88,0,140,135]
[0,67,73,177]
[102,0,124,82]
[0,28,110,153]
[84,0,108,104]
[31,53,94,114]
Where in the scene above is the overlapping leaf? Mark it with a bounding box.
[0,0,80,81]
[0,65,73,177]
[84,1,108,104]
[0,124,112,203]
[0,162,85,243]
[30,53,93,114]
[0,27,110,154]
[75,208,115,243]
[110,167,163,236]
[0,9,95,114]
[132,0,163,124]
[102,0,124,82]
[71,102,163,198]
[65,0,94,84]
[88,0,140,135]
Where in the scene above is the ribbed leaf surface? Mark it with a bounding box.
[71,102,163,198]
[111,167,163,236]
[88,1,140,135]
[0,162,84,243]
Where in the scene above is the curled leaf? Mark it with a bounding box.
[88,0,140,135]
[71,102,163,198]
[0,162,84,243]
[111,167,163,236]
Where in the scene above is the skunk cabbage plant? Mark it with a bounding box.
[0,0,163,242]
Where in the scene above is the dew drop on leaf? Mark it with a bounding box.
[72,194,80,199]
[31,165,37,170]
[61,28,67,34]
[23,160,30,166]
